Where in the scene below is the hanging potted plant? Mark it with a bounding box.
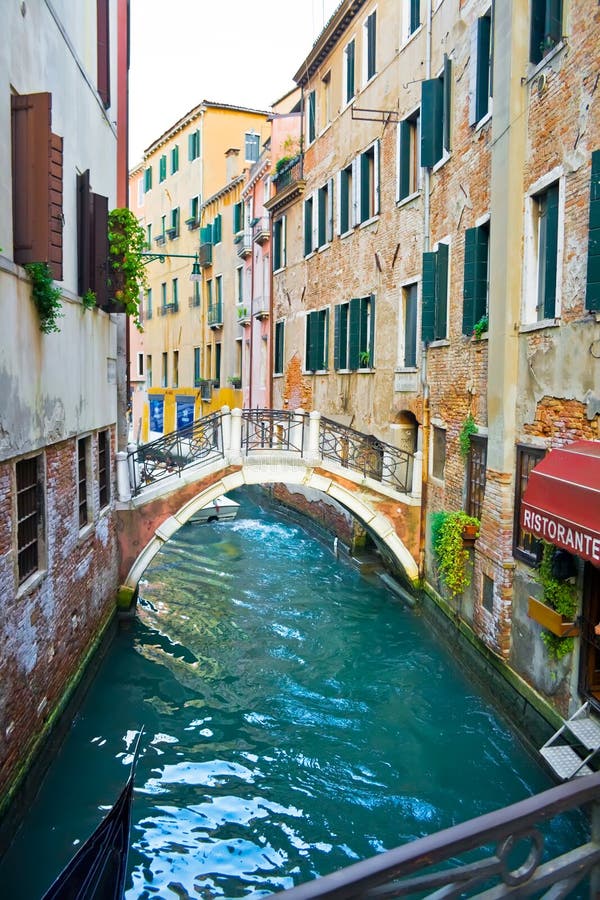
[108,208,148,331]
[431,510,480,597]
[527,543,579,658]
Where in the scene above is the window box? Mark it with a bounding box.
[185,217,200,230]
[165,227,178,240]
[527,595,579,637]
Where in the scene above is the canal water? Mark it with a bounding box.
[0,490,585,898]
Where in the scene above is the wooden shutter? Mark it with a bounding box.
[360,151,370,222]
[334,304,342,370]
[420,78,443,167]
[586,150,600,311]
[92,192,109,309]
[436,242,449,339]
[443,55,452,154]
[404,285,417,367]
[476,17,491,122]
[318,309,328,369]
[281,215,286,267]
[159,156,166,181]
[421,251,437,343]
[97,0,110,108]
[348,297,361,369]
[411,0,420,31]
[327,179,334,243]
[77,170,92,296]
[367,11,376,78]
[12,92,64,277]
[304,198,312,256]
[306,311,314,370]
[369,295,375,363]
[318,188,327,247]
[462,227,477,335]
[399,121,411,200]
[543,182,559,318]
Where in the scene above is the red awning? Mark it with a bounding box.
[521,441,600,566]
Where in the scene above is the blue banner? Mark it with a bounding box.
[176,396,195,430]
[149,396,164,433]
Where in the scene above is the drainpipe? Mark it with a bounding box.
[418,0,434,580]
[248,202,255,408]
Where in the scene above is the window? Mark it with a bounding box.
[236,266,243,304]
[160,215,166,241]
[215,342,222,387]
[146,288,152,320]
[343,39,355,104]
[159,154,167,182]
[469,11,493,125]
[144,166,152,192]
[77,437,90,529]
[169,207,180,237]
[304,195,314,256]
[236,339,243,382]
[245,132,260,162]
[322,71,332,126]
[212,213,222,244]
[482,574,494,613]
[96,0,110,107]
[305,309,329,372]
[172,278,178,310]
[192,281,201,308]
[363,9,377,82]
[514,445,545,564]
[146,224,152,249]
[161,282,167,311]
[11,92,63,279]
[318,181,334,248]
[466,434,487,520]
[359,142,380,223]
[273,216,286,270]
[526,180,560,321]
[338,163,354,234]
[431,426,446,481]
[530,0,563,65]
[188,129,200,161]
[233,201,243,234]
[421,55,452,167]
[586,149,600,311]
[274,321,285,375]
[171,145,179,174]
[403,0,420,40]
[146,355,153,387]
[463,221,489,334]
[137,177,144,207]
[397,110,420,201]
[206,279,213,309]
[98,430,110,508]
[16,455,44,584]
[173,350,179,388]
[194,347,201,387]
[189,196,200,225]
[400,283,418,368]
[136,353,144,377]
[334,296,375,370]
[422,241,449,342]
[161,352,168,387]
[307,90,316,144]
[77,170,108,307]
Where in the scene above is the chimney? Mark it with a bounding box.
[225,148,240,181]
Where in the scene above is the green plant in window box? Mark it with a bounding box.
[82,289,97,311]
[108,207,148,331]
[359,350,371,368]
[472,315,488,340]
[459,412,478,459]
[431,510,480,597]
[537,542,578,661]
[24,262,63,333]
[227,376,242,389]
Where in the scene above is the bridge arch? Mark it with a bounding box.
[117,464,420,608]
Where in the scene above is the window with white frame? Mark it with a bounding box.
[358,141,380,223]
[322,70,332,127]
[363,9,377,83]
[397,110,420,201]
[334,296,375,370]
[431,425,446,481]
[317,180,334,248]
[306,90,316,145]
[343,38,356,105]
[402,0,420,41]
[469,9,493,126]
[304,194,315,257]
[245,132,260,162]
[305,308,329,372]
[338,162,354,234]
[136,352,144,377]
[236,266,243,305]
[399,283,418,368]
[530,0,563,65]
[524,176,562,322]
[273,216,286,271]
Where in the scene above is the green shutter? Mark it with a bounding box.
[443,55,452,154]
[333,305,341,370]
[359,296,369,355]
[421,78,443,167]
[463,227,477,335]
[213,214,222,244]
[159,155,166,181]
[318,309,328,370]
[360,151,370,222]
[586,150,600,310]
[405,286,417,367]
[309,91,316,142]
[275,321,284,374]
[530,0,545,63]
[306,311,316,371]
[422,251,437,343]
[475,16,491,122]
[399,121,411,200]
[340,169,349,232]
[171,145,179,174]
[200,225,212,244]
[347,41,355,100]
[318,188,327,247]
[367,11,376,79]
[474,225,489,325]
[233,202,242,233]
[410,0,420,32]
[304,199,312,256]
[543,183,559,318]
[348,298,361,369]
[436,242,449,339]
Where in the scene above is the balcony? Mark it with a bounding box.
[165,226,178,241]
[198,241,212,268]
[158,302,179,316]
[237,304,251,326]
[236,231,252,259]
[208,301,223,328]
[252,216,270,244]
[185,216,200,231]
[155,233,166,246]
[253,295,269,320]
[264,155,306,216]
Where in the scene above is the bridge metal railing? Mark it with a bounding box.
[122,408,418,500]
[320,416,413,493]
[275,771,600,899]
[127,411,224,496]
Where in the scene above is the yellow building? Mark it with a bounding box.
[131,101,269,439]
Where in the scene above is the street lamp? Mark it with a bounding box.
[141,252,202,282]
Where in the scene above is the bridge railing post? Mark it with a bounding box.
[230,408,243,463]
[411,450,422,499]
[117,451,132,502]
[127,442,139,494]
[305,410,321,463]
[221,406,231,455]
[292,408,305,454]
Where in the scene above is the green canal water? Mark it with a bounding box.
[0,490,586,898]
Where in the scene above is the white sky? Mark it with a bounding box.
[129,0,340,165]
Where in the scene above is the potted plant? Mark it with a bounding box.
[431,511,480,597]
[527,543,579,658]
[227,376,242,389]
[472,315,488,340]
[359,350,371,368]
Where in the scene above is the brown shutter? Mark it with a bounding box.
[92,193,109,310]
[49,133,63,280]
[97,0,110,108]
[77,170,92,295]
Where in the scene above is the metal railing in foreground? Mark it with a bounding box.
[274,772,600,899]
[320,416,413,493]
[241,408,306,455]
[129,412,223,495]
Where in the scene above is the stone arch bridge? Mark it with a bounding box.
[115,408,423,608]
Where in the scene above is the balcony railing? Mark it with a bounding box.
[253,295,269,319]
[236,231,252,258]
[208,301,223,327]
[252,216,270,244]
[273,155,303,193]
